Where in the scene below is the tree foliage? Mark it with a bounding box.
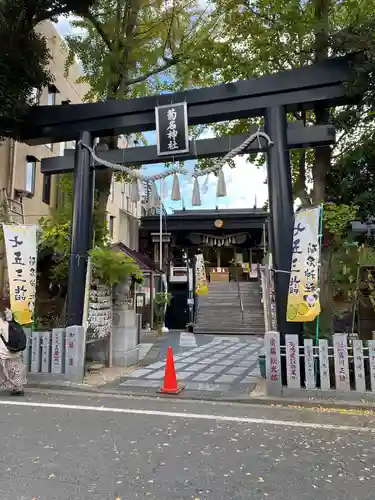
[327,131,375,220]
[0,0,96,136]
[62,0,214,231]
[64,0,212,101]
[173,0,375,205]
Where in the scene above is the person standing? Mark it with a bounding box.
[0,308,26,395]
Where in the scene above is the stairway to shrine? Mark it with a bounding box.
[193,281,265,335]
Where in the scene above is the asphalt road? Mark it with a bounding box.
[0,390,375,499]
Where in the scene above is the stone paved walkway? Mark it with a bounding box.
[119,334,263,396]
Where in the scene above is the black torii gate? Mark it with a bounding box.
[8,56,355,340]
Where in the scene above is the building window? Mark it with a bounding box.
[25,156,37,195]
[42,175,51,205]
[48,85,58,106]
[109,216,115,238]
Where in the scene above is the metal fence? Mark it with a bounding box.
[265,331,375,396]
[23,326,85,383]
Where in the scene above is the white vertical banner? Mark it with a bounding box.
[285,334,300,389]
[51,328,64,374]
[2,224,37,325]
[318,339,330,390]
[333,334,350,391]
[304,339,315,389]
[286,207,321,323]
[353,339,365,393]
[41,332,51,373]
[30,331,41,373]
[368,341,375,392]
[265,331,282,395]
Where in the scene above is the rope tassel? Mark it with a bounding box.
[148,181,159,210]
[130,178,140,202]
[171,174,181,201]
[216,169,227,197]
[192,177,201,206]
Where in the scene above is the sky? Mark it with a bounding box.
[55,17,269,213]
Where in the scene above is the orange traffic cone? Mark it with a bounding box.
[158,346,184,395]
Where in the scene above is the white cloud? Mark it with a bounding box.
[219,155,268,209]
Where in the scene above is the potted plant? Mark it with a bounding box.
[186,321,194,333]
[154,292,172,335]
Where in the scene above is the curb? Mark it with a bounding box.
[25,382,375,412]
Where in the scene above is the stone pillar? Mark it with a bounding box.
[111,278,139,366]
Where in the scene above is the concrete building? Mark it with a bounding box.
[0,21,142,298]
[106,135,142,251]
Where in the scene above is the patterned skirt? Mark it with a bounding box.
[0,356,26,391]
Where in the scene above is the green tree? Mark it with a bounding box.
[0,0,96,136]
[173,0,375,205]
[64,0,213,223]
[170,0,375,334]
[327,130,375,220]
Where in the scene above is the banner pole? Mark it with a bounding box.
[315,204,324,345]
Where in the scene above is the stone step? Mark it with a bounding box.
[194,328,264,335]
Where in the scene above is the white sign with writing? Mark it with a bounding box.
[353,339,365,393]
[51,328,64,374]
[265,331,282,394]
[318,339,330,390]
[304,338,315,389]
[3,224,37,325]
[333,334,350,391]
[368,341,375,391]
[65,328,77,375]
[41,332,51,373]
[30,331,41,373]
[285,334,300,389]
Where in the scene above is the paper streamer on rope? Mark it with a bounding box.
[216,169,227,197]
[148,181,159,209]
[192,177,201,206]
[130,178,140,202]
[202,174,209,194]
[161,178,168,199]
[171,174,181,201]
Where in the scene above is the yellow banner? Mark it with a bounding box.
[287,207,321,323]
[3,224,37,325]
[195,253,208,296]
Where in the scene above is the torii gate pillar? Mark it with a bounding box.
[265,106,303,343]
[65,131,95,327]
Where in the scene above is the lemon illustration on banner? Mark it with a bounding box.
[297,302,309,316]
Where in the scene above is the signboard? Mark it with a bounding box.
[333,333,350,391]
[265,331,282,395]
[155,102,189,156]
[318,339,330,390]
[195,253,208,296]
[3,224,37,325]
[304,339,315,389]
[285,334,300,389]
[286,207,321,322]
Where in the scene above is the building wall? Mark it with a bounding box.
[106,135,142,251]
[0,21,142,297]
[107,175,141,251]
[0,21,89,296]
